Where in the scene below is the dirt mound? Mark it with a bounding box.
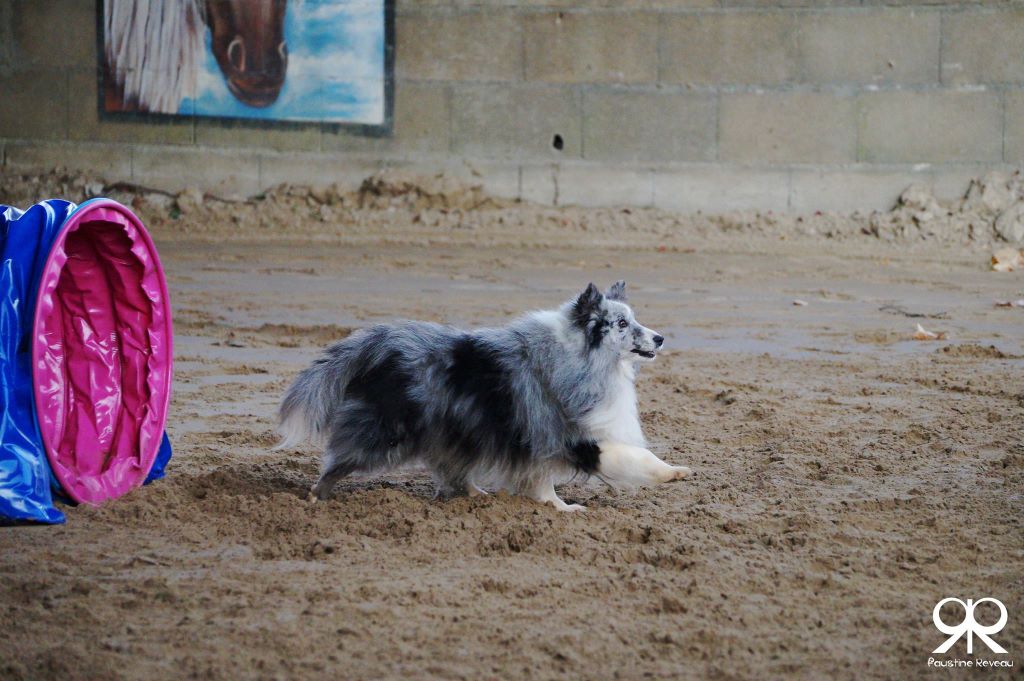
[3,166,1022,251]
[935,343,1014,359]
[356,169,511,211]
[867,171,1024,246]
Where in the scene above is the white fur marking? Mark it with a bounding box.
[526,477,585,512]
[597,442,691,487]
[585,361,645,446]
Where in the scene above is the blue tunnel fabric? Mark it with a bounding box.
[0,200,173,524]
[1,201,72,524]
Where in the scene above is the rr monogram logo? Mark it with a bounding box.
[932,598,1008,655]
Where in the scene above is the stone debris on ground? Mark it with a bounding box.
[991,247,1024,272]
[2,167,1023,254]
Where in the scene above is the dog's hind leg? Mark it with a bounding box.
[520,476,584,512]
[431,473,487,500]
[597,441,691,486]
[310,457,357,501]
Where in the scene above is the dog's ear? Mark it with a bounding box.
[573,283,604,320]
[606,280,627,302]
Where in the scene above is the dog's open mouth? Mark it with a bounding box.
[631,349,656,359]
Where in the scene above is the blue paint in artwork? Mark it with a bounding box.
[183,0,385,124]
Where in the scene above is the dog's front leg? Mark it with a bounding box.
[522,476,584,512]
[597,441,691,486]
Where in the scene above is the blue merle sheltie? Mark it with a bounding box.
[277,281,691,511]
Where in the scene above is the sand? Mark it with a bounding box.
[1,170,1022,680]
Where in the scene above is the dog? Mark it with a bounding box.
[277,281,690,511]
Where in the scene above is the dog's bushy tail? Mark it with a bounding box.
[276,328,380,450]
[275,360,331,450]
[275,332,369,450]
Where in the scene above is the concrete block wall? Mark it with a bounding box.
[1,0,1022,212]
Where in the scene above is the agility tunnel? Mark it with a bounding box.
[1,198,173,524]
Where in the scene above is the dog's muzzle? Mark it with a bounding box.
[631,334,664,359]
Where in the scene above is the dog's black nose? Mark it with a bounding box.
[653,335,664,347]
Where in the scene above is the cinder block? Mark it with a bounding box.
[520,164,556,204]
[931,164,1018,202]
[195,119,320,152]
[0,1,13,66]
[407,0,718,7]
[395,0,452,7]
[384,158,521,200]
[257,153,384,192]
[723,0,850,5]
[720,92,856,164]
[67,69,194,145]
[395,0,448,8]
[583,90,715,162]
[11,0,94,67]
[554,163,653,208]
[396,9,521,81]
[441,1,717,6]
[1007,91,1024,162]
[858,91,1002,163]
[942,10,1024,84]
[523,12,658,84]
[790,164,1020,214]
[860,0,953,5]
[652,166,789,213]
[4,140,132,179]
[798,9,940,85]
[789,168,931,214]
[0,69,68,140]
[323,81,450,155]
[451,84,580,159]
[660,12,798,85]
[132,146,261,198]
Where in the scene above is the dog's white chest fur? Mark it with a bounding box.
[584,360,645,447]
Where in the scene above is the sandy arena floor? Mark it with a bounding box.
[1,173,1023,680]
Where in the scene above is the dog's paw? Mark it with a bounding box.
[556,503,586,512]
[668,465,692,481]
[307,490,319,504]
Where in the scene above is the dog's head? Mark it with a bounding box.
[569,281,664,362]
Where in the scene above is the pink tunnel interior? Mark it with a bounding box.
[32,200,172,505]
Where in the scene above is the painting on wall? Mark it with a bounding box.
[98,0,393,131]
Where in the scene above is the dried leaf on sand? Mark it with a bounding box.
[912,323,947,341]
[991,248,1024,272]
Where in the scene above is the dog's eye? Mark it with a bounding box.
[618,319,628,329]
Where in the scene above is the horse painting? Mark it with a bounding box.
[102,0,289,113]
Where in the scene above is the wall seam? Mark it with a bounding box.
[1001,89,1007,163]
[579,85,586,160]
[854,91,863,163]
[519,7,527,82]
[937,9,945,86]
[714,91,721,163]
[446,83,455,154]
[64,69,71,142]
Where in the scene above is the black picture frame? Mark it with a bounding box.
[95,0,395,137]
